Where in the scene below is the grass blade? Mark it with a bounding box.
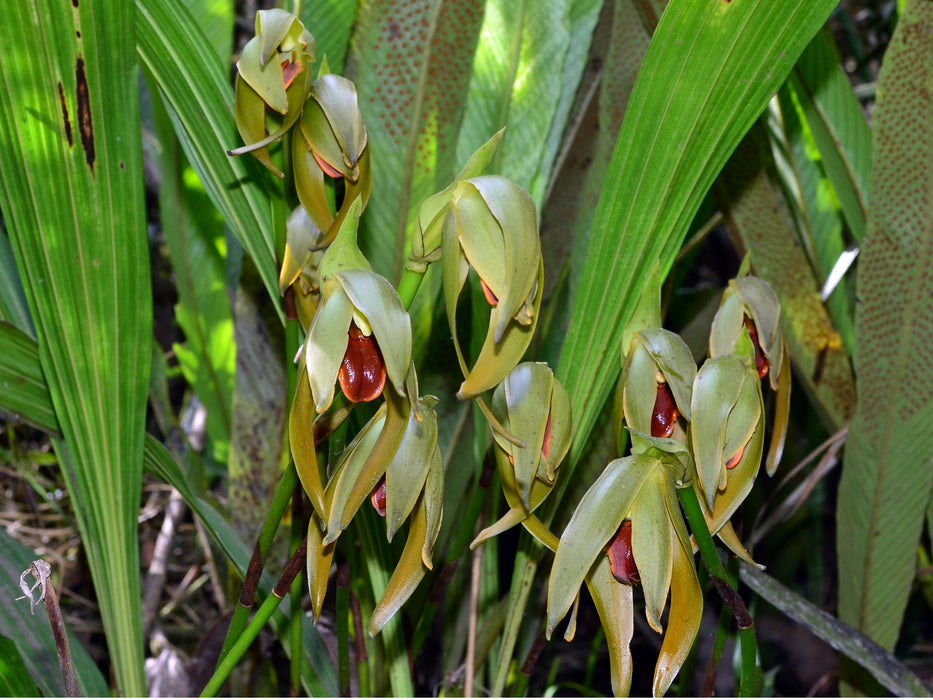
[0,2,151,693]
[837,0,933,654]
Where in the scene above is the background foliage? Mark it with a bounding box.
[0,0,931,696]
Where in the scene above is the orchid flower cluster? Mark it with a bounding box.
[544,267,790,696]
[232,10,791,695]
[231,10,565,638]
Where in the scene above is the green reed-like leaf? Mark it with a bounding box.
[0,2,150,692]
[136,0,283,324]
[455,0,602,206]
[0,231,32,335]
[837,0,933,655]
[567,0,666,307]
[790,28,870,244]
[556,0,837,468]
[0,322,59,435]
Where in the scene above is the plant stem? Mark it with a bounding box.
[217,461,299,663]
[201,538,308,697]
[676,484,757,697]
[396,266,425,310]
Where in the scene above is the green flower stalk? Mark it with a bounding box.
[709,275,790,475]
[470,362,571,548]
[231,9,315,177]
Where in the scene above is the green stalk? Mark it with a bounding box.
[289,488,303,694]
[202,538,308,697]
[677,484,758,697]
[217,462,299,663]
[491,537,541,695]
[397,266,426,311]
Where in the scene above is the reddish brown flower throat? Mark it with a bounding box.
[607,520,640,585]
[338,322,387,403]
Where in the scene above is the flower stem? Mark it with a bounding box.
[396,265,425,310]
[201,538,308,697]
[676,484,758,696]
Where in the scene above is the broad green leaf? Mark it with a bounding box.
[837,0,933,655]
[0,323,59,435]
[141,436,338,696]
[301,1,359,75]
[136,0,284,324]
[556,0,837,468]
[0,529,109,698]
[0,635,39,697]
[717,123,855,430]
[789,28,870,244]
[567,0,666,307]
[0,230,32,335]
[182,0,234,63]
[0,3,151,693]
[455,0,602,207]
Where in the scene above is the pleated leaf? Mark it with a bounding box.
[837,0,933,653]
[455,0,602,206]
[0,322,59,434]
[0,2,150,693]
[556,0,837,466]
[136,0,283,323]
[0,231,32,335]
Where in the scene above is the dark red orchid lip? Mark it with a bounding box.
[338,322,387,403]
[371,475,387,517]
[651,381,679,438]
[743,315,770,379]
[607,519,640,586]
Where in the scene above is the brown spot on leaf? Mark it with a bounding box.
[58,82,73,147]
[75,57,95,169]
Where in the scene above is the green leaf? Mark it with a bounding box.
[556,0,837,468]
[0,2,151,693]
[0,230,32,335]
[136,0,284,324]
[455,0,603,206]
[300,0,359,75]
[0,322,59,434]
[790,28,870,244]
[150,89,235,463]
[0,529,109,697]
[837,0,933,654]
[740,563,931,697]
[0,635,39,697]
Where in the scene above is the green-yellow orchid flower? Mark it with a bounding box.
[293,71,371,249]
[440,175,544,399]
[279,204,324,331]
[690,344,766,562]
[304,268,412,413]
[304,392,443,636]
[470,362,571,549]
[709,275,790,475]
[231,9,315,177]
[547,446,702,697]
